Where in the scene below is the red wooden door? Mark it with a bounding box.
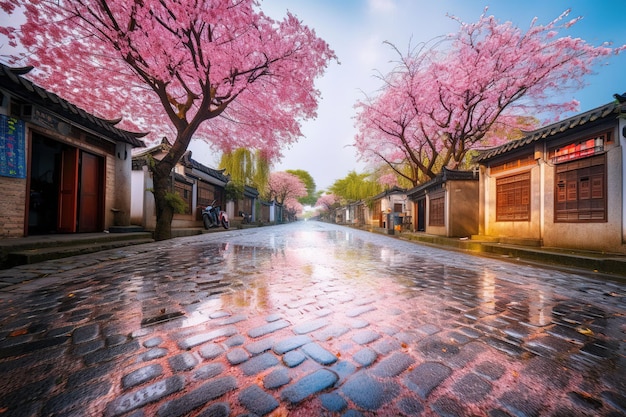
[78,151,102,232]
[58,147,78,233]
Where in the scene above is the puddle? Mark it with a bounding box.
[140,311,185,327]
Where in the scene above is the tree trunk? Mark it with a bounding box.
[149,129,195,241]
[152,164,174,241]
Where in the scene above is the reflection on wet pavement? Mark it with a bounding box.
[0,221,624,416]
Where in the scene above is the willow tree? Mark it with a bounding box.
[329,171,383,204]
[219,148,270,199]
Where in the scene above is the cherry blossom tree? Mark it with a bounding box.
[355,9,623,186]
[315,193,338,210]
[286,169,317,206]
[1,0,335,239]
[314,193,338,221]
[265,171,308,206]
[283,197,303,222]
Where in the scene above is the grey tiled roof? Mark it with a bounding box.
[475,99,624,162]
[0,64,146,147]
[406,167,478,198]
[371,186,407,201]
[180,151,229,183]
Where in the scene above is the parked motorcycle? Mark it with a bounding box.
[239,210,252,224]
[202,200,230,229]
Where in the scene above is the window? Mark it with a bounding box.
[496,173,530,221]
[197,181,216,208]
[429,195,444,226]
[555,154,606,222]
[551,133,606,164]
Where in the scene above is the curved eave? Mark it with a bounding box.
[476,101,621,163]
[0,64,146,148]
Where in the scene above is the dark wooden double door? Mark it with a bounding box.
[28,134,104,235]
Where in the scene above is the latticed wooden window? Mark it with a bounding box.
[555,154,606,222]
[197,181,216,208]
[373,200,381,217]
[496,172,530,221]
[429,195,445,226]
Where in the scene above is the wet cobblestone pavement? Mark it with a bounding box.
[0,221,624,417]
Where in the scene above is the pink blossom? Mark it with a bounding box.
[315,194,338,211]
[266,171,308,205]
[354,9,622,185]
[378,173,398,188]
[283,197,303,216]
[2,0,336,162]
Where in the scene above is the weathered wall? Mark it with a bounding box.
[0,176,27,237]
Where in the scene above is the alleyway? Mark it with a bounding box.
[0,221,624,416]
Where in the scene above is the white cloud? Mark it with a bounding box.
[368,0,397,14]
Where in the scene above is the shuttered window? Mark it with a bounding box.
[496,172,530,222]
[197,181,216,208]
[429,195,445,226]
[555,155,606,222]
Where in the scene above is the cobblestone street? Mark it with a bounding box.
[0,221,624,417]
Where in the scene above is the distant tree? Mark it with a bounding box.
[329,171,383,203]
[355,9,623,186]
[283,197,303,221]
[315,193,338,211]
[219,148,270,193]
[314,193,339,221]
[265,171,308,206]
[2,0,335,240]
[286,169,317,206]
[371,162,416,189]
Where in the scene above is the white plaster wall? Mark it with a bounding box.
[130,169,145,225]
[114,142,132,226]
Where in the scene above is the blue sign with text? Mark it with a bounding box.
[0,114,26,179]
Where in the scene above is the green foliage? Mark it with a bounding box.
[286,169,317,206]
[219,148,269,192]
[164,192,187,214]
[329,171,383,203]
[225,181,244,201]
[144,154,157,171]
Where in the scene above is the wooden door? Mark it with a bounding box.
[417,198,425,232]
[78,151,103,232]
[58,147,78,232]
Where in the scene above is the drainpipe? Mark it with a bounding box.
[539,145,545,245]
[480,165,489,236]
[621,113,626,245]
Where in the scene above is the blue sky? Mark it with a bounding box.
[241,0,626,191]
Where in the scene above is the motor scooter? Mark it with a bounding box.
[202,200,230,229]
[239,210,252,224]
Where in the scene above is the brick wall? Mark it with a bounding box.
[0,177,26,237]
